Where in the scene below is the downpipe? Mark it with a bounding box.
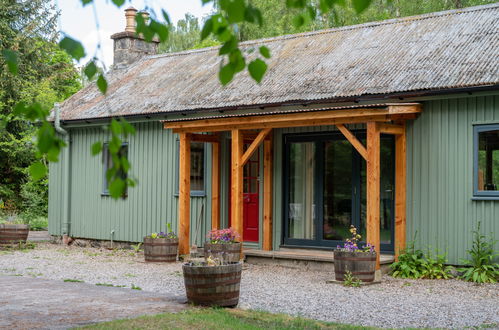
[54,103,72,241]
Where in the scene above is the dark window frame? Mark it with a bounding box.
[102,142,129,197]
[473,123,499,199]
[282,130,395,253]
[175,140,207,197]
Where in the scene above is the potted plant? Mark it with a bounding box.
[0,214,29,245]
[183,253,243,307]
[143,223,178,262]
[334,225,376,283]
[204,228,241,263]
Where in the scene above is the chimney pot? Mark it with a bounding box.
[140,10,150,23]
[124,7,138,33]
[110,6,158,69]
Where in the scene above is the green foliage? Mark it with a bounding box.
[458,222,498,284]
[131,242,142,253]
[0,0,81,216]
[391,238,454,279]
[419,249,454,280]
[342,271,362,287]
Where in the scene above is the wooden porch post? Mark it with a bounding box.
[366,122,381,270]
[263,134,273,251]
[178,133,191,256]
[394,123,407,260]
[231,129,244,241]
[211,141,220,230]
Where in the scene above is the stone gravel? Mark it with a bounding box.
[1,243,497,329]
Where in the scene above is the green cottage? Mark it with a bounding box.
[49,4,499,267]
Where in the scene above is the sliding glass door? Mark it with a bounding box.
[283,131,395,252]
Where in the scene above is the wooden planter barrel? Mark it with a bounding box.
[183,262,242,307]
[0,224,29,244]
[143,237,178,262]
[204,242,242,263]
[333,251,376,282]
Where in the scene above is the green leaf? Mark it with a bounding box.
[111,0,125,7]
[150,20,169,42]
[109,178,126,199]
[286,0,307,8]
[29,162,47,181]
[80,0,93,5]
[248,59,267,83]
[226,0,246,23]
[352,0,371,13]
[97,74,107,94]
[162,10,171,25]
[1,49,18,74]
[201,18,213,40]
[84,61,97,80]
[219,37,238,55]
[91,142,103,156]
[219,63,235,86]
[59,37,85,61]
[259,46,271,59]
[292,14,305,28]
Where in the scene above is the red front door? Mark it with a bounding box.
[243,146,260,242]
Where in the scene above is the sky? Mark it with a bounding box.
[55,0,214,69]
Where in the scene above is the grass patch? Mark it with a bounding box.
[64,279,84,283]
[80,308,372,330]
[95,283,126,288]
[131,284,142,290]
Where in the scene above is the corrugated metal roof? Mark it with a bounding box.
[59,4,499,121]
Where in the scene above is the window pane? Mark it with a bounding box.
[478,129,499,191]
[191,142,204,191]
[288,142,315,240]
[323,140,352,241]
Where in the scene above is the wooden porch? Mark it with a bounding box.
[164,103,421,269]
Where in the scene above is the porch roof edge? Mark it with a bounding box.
[161,102,420,123]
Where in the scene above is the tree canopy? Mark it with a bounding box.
[0,0,81,217]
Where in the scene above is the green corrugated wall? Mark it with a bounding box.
[49,94,498,264]
[48,121,212,246]
[406,94,498,265]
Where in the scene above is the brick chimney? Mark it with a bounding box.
[110,7,159,69]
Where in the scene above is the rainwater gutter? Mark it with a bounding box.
[54,103,72,238]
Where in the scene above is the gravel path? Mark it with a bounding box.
[1,243,497,329]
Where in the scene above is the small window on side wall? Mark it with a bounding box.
[474,124,499,198]
[103,143,129,196]
[175,141,206,196]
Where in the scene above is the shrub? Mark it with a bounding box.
[391,236,453,279]
[458,222,498,284]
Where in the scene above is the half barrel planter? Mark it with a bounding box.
[203,242,242,263]
[333,251,376,282]
[183,262,242,307]
[143,237,178,262]
[0,224,29,245]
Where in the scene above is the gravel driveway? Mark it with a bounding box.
[0,243,497,329]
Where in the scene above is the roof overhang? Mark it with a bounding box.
[163,103,421,133]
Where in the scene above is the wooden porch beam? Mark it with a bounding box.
[336,124,367,160]
[366,122,381,270]
[263,135,273,251]
[394,123,407,260]
[178,132,191,256]
[191,133,221,143]
[166,104,421,133]
[172,116,392,133]
[211,142,220,230]
[241,128,272,166]
[231,129,244,242]
[377,123,405,135]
